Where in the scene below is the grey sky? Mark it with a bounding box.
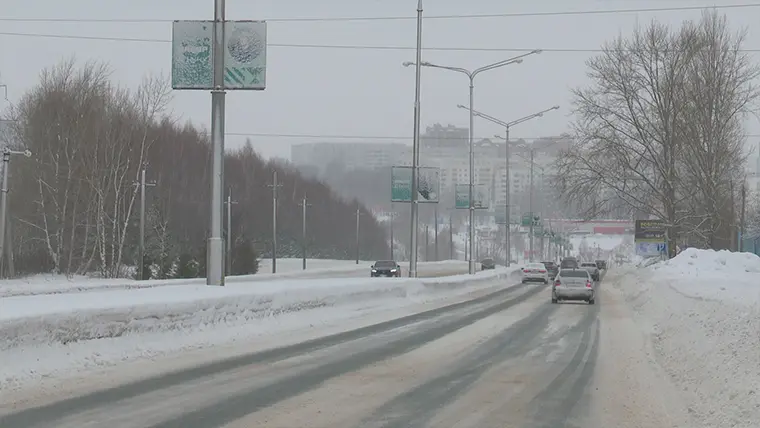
[2,0,759,159]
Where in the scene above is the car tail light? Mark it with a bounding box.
[554,280,561,286]
[538,269,546,273]
[586,280,592,288]
[523,269,530,273]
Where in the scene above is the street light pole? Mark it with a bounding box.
[224,188,238,275]
[0,148,31,276]
[434,205,439,261]
[413,51,539,274]
[461,104,560,265]
[207,0,227,286]
[449,215,454,259]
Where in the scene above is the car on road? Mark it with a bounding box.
[521,262,549,284]
[552,268,595,304]
[541,261,559,280]
[481,258,496,270]
[595,259,607,270]
[371,260,401,277]
[560,256,579,269]
[580,261,601,281]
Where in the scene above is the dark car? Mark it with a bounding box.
[580,261,601,281]
[541,261,559,279]
[371,260,401,277]
[560,256,579,269]
[595,259,607,270]
[481,258,496,270]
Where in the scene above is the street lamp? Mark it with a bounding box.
[405,50,541,274]
[459,105,560,265]
[0,147,32,274]
[399,0,424,278]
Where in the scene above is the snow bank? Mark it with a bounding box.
[0,259,465,298]
[1,265,508,351]
[610,248,760,427]
[0,266,520,389]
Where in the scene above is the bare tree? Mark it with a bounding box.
[676,11,760,248]
[555,12,758,253]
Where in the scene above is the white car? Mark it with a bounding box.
[521,262,550,284]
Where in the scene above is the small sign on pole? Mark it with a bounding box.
[390,166,440,203]
[172,20,267,90]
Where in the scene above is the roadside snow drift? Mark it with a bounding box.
[0,266,519,389]
[611,248,760,428]
[0,259,461,298]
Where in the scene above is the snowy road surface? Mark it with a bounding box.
[0,270,696,428]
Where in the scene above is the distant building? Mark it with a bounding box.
[290,142,406,175]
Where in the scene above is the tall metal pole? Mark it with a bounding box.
[408,0,423,278]
[505,125,511,266]
[207,0,226,286]
[0,152,10,273]
[224,188,237,275]
[268,170,281,273]
[529,147,535,261]
[434,205,439,261]
[449,215,453,259]
[355,204,361,264]
[468,77,476,273]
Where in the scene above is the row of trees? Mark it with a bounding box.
[555,11,760,253]
[2,59,388,278]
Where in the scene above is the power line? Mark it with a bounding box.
[1,3,757,23]
[2,31,760,53]
[221,131,760,140]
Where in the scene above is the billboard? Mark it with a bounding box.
[454,184,489,209]
[634,219,668,257]
[390,166,440,203]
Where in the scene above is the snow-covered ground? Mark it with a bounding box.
[0,264,520,392]
[0,258,453,298]
[610,248,760,427]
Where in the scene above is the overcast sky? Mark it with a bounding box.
[2,0,760,159]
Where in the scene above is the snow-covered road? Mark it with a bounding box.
[2,249,758,427]
[0,270,698,428]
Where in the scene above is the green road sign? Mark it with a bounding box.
[172,20,267,90]
[521,213,540,227]
[390,166,440,203]
[454,184,489,209]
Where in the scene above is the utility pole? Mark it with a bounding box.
[224,188,238,275]
[267,170,282,273]
[355,204,362,264]
[207,0,227,286]
[0,148,31,278]
[134,167,156,280]
[425,224,429,261]
[740,181,746,252]
[406,0,424,278]
[449,215,454,260]
[529,146,535,262]
[299,196,311,270]
[434,205,439,261]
